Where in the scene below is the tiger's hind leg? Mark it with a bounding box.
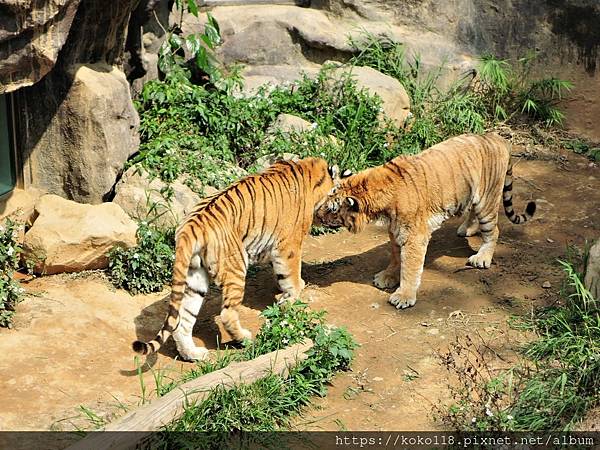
[218,260,252,343]
[373,231,401,289]
[457,209,479,237]
[271,245,305,304]
[467,207,500,269]
[172,255,210,361]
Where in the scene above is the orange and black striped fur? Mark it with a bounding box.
[315,133,536,310]
[133,158,343,361]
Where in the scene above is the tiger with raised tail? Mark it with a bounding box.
[315,133,536,310]
[134,157,347,361]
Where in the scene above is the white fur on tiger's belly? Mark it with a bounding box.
[427,213,448,233]
[374,215,390,227]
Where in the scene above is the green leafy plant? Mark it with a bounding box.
[159,0,224,84]
[107,222,175,294]
[564,138,600,162]
[0,219,25,327]
[350,32,572,146]
[134,61,403,192]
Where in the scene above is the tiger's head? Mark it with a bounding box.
[314,171,372,234]
[310,161,353,212]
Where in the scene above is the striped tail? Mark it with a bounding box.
[132,231,196,356]
[503,165,536,224]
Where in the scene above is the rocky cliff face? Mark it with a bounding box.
[5,0,141,203]
[0,0,80,93]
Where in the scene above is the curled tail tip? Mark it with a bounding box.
[526,201,536,217]
[132,340,149,355]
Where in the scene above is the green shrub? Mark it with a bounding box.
[134,30,574,196]
[0,219,25,328]
[350,33,572,152]
[134,61,403,190]
[349,33,486,154]
[107,222,175,295]
[564,138,600,162]
[257,67,402,171]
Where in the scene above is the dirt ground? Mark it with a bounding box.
[0,152,598,437]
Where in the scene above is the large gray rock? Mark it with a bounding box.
[183,6,357,67]
[22,195,138,275]
[13,0,142,197]
[113,165,211,228]
[585,240,600,301]
[237,65,320,97]
[268,113,313,135]
[1,0,141,93]
[192,5,470,72]
[27,63,139,204]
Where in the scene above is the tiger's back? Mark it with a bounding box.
[134,157,339,361]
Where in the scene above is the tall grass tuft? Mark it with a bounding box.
[476,53,573,126]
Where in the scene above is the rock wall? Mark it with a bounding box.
[23,64,139,204]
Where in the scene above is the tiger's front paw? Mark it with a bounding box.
[467,253,493,269]
[388,292,417,310]
[179,346,210,362]
[276,291,299,305]
[373,269,400,289]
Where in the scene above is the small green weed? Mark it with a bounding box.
[564,138,600,162]
[477,53,573,126]
[107,222,175,294]
[0,219,25,328]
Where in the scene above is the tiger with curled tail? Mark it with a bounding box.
[315,133,536,310]
[133,158,348,361]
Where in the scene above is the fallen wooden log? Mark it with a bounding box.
[66,340,313,450]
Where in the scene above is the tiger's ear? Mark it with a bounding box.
[341,169,353,178]
[328,165,339,179]
[346,197,360,212]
